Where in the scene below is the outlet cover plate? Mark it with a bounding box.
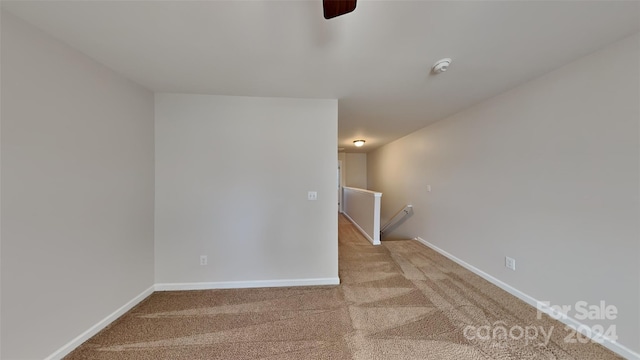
[505,256,516,271]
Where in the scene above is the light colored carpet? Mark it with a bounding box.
[65,215,621,359]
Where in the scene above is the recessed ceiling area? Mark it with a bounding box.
[3,1,638,152]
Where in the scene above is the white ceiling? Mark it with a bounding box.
[3,1,639,152]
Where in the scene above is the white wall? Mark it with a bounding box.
[338,152,346,165]
[343,187,381,245]
[155,94,338,286]
[1,12,155,360]
[368,34,640,355]
[344,153,367,188]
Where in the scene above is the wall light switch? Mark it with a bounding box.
[308,191,318,200]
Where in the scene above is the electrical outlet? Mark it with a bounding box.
[307,191,318,200]
[200,255,208,266]
[505,256,516,271]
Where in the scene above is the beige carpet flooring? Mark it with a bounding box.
[65,215,621,359]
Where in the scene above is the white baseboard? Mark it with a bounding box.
[155,277,341,291]
[414,237,640,360]
[42,277,340,359]
[44,285,155,360]
[342,212,380,245]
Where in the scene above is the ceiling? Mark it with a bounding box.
[3,1,639,152]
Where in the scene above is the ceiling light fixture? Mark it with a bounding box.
[432,58,452,74]
[353,140,365,147]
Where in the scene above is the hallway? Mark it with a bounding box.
[65,215,619,359]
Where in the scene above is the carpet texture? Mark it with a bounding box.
[65,215,621,359]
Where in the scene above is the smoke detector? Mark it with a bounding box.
[432,58,452,74]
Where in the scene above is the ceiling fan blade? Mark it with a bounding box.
[323,0,357,19]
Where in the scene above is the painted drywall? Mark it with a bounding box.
[155,94,338,285]
[0,12,155,359]
[338,152,346,164]
[338,154,345,213]
[344,152,367,188]
[342,187,381,245]
[368,33,640,354]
